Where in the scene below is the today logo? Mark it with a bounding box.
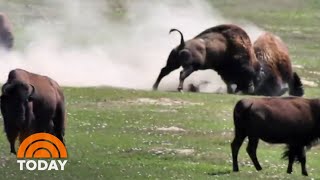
[16,133,68,171]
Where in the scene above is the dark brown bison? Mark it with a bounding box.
[253,32,303,96]
[153,24,260,94]
[0,13,14,50]
[0,69,65,154]
[231,97,320,176]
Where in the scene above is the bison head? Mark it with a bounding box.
[0,81,35,126]
[253,65,288,96]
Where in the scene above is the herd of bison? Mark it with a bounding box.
[0,12,319,176]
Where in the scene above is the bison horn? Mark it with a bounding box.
[169,28,185,50]
[28,84,35,98]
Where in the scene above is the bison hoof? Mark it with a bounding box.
[10,150,16,155]
[232,169,239,172]
[302,171,308,176]
[178,89,184,93]
[152,86,158,91]
[248,87,254,94]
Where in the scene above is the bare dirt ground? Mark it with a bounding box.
[126,98,204,106]
[156,126,186,132]
[149,148,195,156]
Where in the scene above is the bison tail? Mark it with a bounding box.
[289,72,304,96]
[169,28,185,50]
[282,145,290,160]
[282,145,301,162]
[282,145,293,161]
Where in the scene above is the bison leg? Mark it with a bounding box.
[178,66,194,92]
[277,87,288,96]
[286,146,295,174]
[53,103,65,144]
[236,81,254,94]
[272,79,288,96]
[6,128,19,155]
[297,147,308,176]
[153,65,179,90]
[226,83,234,94]
[221,78,234,94]
[231,132,246,172]
[246,137,262,171]
[19,130,30,144]
[34,118,50,133]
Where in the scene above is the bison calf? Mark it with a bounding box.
[153,24,260,94]
[231,97,320,176]
[0,69,65,154]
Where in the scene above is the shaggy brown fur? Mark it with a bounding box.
[231,97,320,176]
[253,32,303,96]
[0,69,66,154]
[153,24,260,94]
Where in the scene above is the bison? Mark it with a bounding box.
[153,24,260,94]
[0,69,66,154]
[231,97,320,176]
[0,13,14,50]
[253,32,303,96]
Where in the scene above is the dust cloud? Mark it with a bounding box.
[0,0,263,92]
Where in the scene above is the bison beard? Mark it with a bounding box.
[153,24,260,94]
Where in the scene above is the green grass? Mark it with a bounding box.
[0,87,319,179]
[0,0,320,179]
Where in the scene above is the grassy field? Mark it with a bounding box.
[0,87,319,180]
[0,0,320,179]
